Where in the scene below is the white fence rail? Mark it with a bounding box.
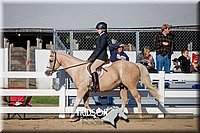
[0,71,199,118]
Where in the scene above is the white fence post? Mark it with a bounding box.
[65,78,69,108]
[59,84,66,118]
[26,40,30,89]
[158,71,165,105]
[0,48,8,88]
[4,38,8,48]
[157,71,165,118]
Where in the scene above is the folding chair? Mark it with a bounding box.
[2,87,32,120]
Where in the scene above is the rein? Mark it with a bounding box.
[62,62,89,70]
[47,62,89,72]
[47,51,89,72]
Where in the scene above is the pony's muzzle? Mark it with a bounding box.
[45,70,53,76]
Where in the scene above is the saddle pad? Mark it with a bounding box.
[86,62,112,78]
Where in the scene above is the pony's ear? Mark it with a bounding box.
[50,47,54,54]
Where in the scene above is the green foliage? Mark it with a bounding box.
[30,96,59,104]
[66,35,70,44]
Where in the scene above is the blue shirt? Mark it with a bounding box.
[109,43,129,62]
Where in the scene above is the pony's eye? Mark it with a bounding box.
[49,60,53,62]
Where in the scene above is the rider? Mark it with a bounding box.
[87,22,109,92]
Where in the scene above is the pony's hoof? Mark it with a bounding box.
[70,114,80,122]
[70,114,75,119]
[70,117,80,122]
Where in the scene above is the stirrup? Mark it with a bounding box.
[90,86,98,92]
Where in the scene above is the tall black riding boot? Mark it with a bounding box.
[91,72,99,92]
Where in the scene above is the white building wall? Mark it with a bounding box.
[35,49,53,89]
[0,48,8,88]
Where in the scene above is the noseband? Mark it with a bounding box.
[47,52,61,73]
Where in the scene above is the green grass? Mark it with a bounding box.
[29,96,59,104]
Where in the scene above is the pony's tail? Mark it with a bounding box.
[135,63,161,102]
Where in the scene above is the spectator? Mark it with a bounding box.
[191,53,200,73]
[110,43,129,62]
[178,49,191,73]
[172,58,181,73]
[107,42,129,105]
[154,23,175,73]
[192,62,200,72]
[136,46,158,73]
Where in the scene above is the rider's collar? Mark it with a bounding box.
[100,32,105,36]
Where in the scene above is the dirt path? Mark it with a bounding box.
[2,116,199,132]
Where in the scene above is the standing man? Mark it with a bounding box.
[87,21,109,92]
[154,23,175,73]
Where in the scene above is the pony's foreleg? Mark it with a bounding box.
[119,88,128,113]
[83,91,93,113]
[70,97,82,119]
[70,89,88,119]
[129,88,142,118]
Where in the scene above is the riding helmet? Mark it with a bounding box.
[96,22,107,30]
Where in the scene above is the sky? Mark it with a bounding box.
[0,0,199,29]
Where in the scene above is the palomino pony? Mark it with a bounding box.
[45,50,161,118]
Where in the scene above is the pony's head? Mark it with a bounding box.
[45,50,62,76]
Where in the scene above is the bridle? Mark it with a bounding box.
[46,51,89,73]
[46,52,62,73]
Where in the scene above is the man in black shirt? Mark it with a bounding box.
[178,49,191,73]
